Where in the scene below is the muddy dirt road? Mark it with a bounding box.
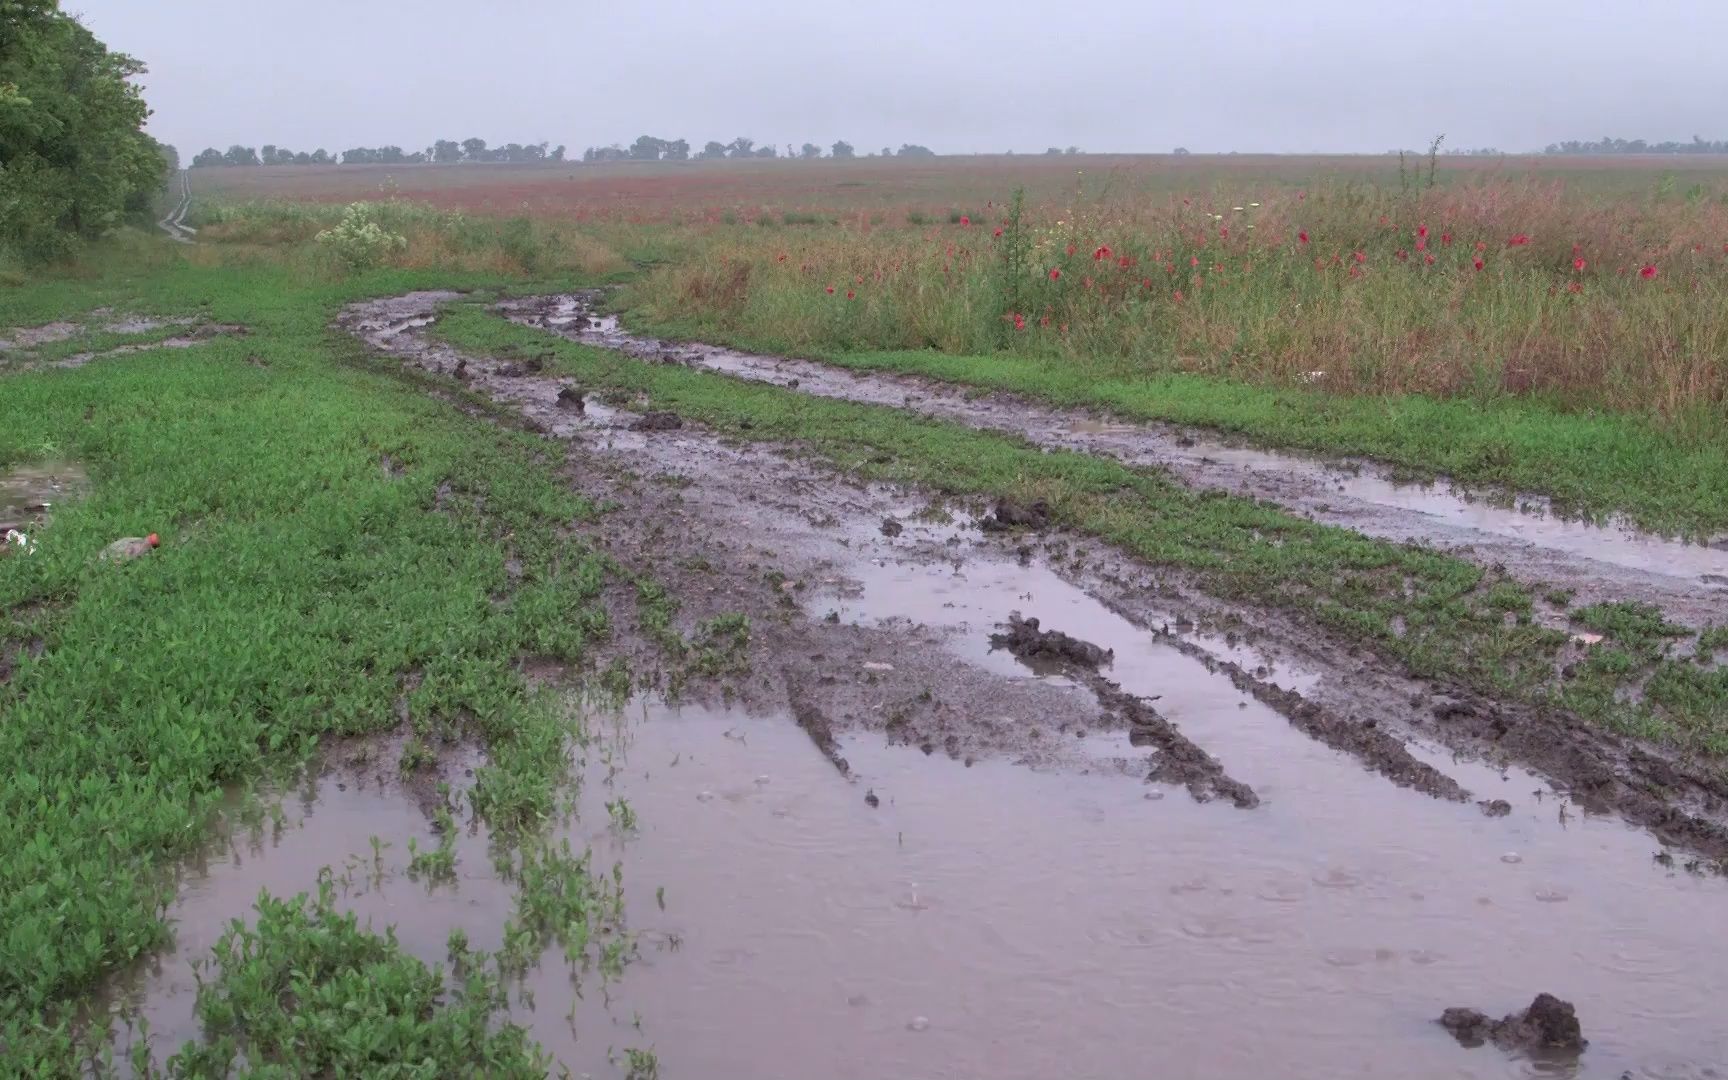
[504,293,1728,627]
[148,289,1717,1077]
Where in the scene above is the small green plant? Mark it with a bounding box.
[607,797,638,833]
[315,202,408,270]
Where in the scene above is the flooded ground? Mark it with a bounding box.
[501,293,1728,626]
[283,291,1728,1076]
[108,698,1728,1079]
[0,458,87,534]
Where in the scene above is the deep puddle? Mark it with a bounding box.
[107,699,1727,1079]
[510,298,1728,591]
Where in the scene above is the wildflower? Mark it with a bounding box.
[1417,225,1429,239]
[1141,277,1152,288]
[1298,230,1309,245]
[1567,281,1583,294]
[846,290,856,300]
[1219,227,1229,239]
[1508,233,1530,247]
[993,227,1003,238]
[1472,257,1485,271]
[1474,241,1487,252]
[1065,244,1077,257]
[1424,253,1436,265]
[1573,257,1586,272]
[1172,289,1185,303]
[1117,255,1132,269]
[856,276,864,284]
[1232,206,1244,212]
[776,253,788,262]
[1039,314,1051,327]
[960,215,971,226]
[1049,268,1062,281]
[1093,245,1111,261]
[1396,249,1408,261]
[825,285,835,294]
[1441,232,1453,245]
[1378,215,1389,226]
[1348,265,1362,279]
[1641,264,1658,279]
[1353,251,1366,263]
[1190,256,1200,267]
[1415,238,1427,252]
[1012,312,1026,330]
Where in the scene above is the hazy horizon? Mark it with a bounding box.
[66,0,1728,159]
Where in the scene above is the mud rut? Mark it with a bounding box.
[326,292,1728,1077]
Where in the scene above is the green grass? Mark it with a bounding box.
[624,310,1728,539]
[438,303,1728,754]
[0,245,622,1068]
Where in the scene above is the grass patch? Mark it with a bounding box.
[439,304,1728,752]
[0,247,622,1067]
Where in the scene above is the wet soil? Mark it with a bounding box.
[105,700,1728,1079]
[0,459,88,534]
[503,292,1728,628]
[0,319,245,373]
[1441,993,1588,1055]
[339,291,1728,859]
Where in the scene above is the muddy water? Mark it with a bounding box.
[0,458,87,532]
[507,297,1728,604]
[110,700,1727,1079]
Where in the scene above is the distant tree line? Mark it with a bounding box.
[2,0,166,262]
[1544,136,1728,155]
[189,138,568,167]
[580,137,936,162]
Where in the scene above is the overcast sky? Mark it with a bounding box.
[68,0,1728,157]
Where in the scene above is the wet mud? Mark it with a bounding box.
[0,319,245,372]
[1441,993,1588,1055]
[0,458,87,534]
[503,292,1728,627]
[339,291,1728,859]
[106,700,1728,1079]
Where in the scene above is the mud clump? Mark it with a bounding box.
[1439,993,1586,1054]
[631,411,684,432]
[981,498,1050,532]
[1479,799,1512,817]
[556,385,586,412]
[879,518,903,538]
[991,614,1112,669]
[1105,685,1259,809]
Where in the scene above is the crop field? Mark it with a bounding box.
[6,149,1728,1076]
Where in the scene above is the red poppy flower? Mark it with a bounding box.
[1415,238,1427,252]
[776,253,788,262]
[856,276,864,284]
[1298,230,1309,245]
[1065,244,1077,257]
[1141,277,1152,288]
[825,285,835,294]
[846,290,856,300]
[960,215,971,227]
[1417,225,1429,239]
[1093,245,1111,261]
[1118,255,1132,269]
[1172,289,1184,303]
[1396,249,1409,261]
[1348,265,1362,279]
[1219,227,1229,240]
[1474,241,1487,252]
[1508,234,1530,247]
[1441,232,1453,245]
[993,227,1003,238]
[1573,257,1586,272]
[1353,251,1366,263]
[1566,281,1583,294]
[1048,268,1062,281]
[1012,312,1026,330]
[1423,253,1436,265]
[1640,264,1658,279]
[1190,256,1200,267]
[1472,258,1485,271]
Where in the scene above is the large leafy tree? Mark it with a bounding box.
[0,0,165,261]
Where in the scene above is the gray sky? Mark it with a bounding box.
[69,0,1728,157]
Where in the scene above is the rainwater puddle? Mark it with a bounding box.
[522,299,1728,584]
[0,458,87,532]
[108,701,1728,1078]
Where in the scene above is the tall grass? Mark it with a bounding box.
[626,177,1728,424]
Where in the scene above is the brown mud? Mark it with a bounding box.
[1441,993,1589,1055]
[503,292,1728,628]
[104,700,1728,1079]
[0,458,87,534]
[338,290,1728,859]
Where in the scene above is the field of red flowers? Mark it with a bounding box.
[196,155,1728,421]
